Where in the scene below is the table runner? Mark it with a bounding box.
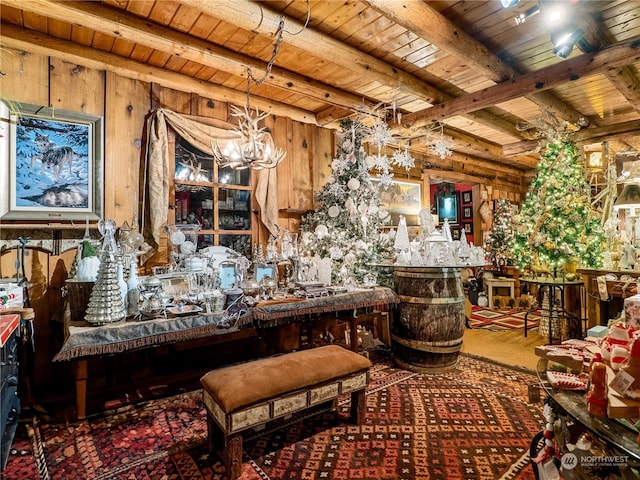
[53,313,239,362]
[252,287,398,326]
[54,287,398,362]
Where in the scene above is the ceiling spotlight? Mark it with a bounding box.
[551,28,584,58]
[514,5,540,25]
[500,0,520,8]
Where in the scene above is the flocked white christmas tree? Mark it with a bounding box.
[301,118,394,285]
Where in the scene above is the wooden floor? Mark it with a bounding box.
[461,327,545,371]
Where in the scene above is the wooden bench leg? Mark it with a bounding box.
[225,433,243,480]
[206,414,224,453]
[350,389,366,424]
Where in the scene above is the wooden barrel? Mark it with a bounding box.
[391,266,465,372]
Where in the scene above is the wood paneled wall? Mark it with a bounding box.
[0,45,332,400]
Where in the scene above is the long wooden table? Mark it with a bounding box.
[55,287,397,419]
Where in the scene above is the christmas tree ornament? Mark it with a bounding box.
[328,205,341,218]
[347,178,361,191]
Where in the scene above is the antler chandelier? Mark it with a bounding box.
[211,15,293,170]
[211,74,286,170]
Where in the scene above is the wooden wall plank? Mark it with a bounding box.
[49,58,105,116]
[312,127,334,195]
[0,48,49,105]
[289,122,314,212]
[104,72,150,226]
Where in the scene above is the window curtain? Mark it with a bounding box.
[140,108,279,262]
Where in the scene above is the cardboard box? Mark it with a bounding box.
[587,325,608,338]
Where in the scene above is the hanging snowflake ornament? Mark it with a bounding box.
[367,119,395,148]
[391,147,415,171]
[425,121,454,160]
[376,171,395,188]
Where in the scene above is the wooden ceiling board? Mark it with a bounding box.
[146,1,181,26]
[0,5,24,25]
[171,3,202,32]
[92,31,117,52]
[111,37,136,59]
[117,0,155,18]
[313,2,371,38]
[146,49,173,69]
[129,43,154,64]
[70,24,96,47]
[20,11,49,36]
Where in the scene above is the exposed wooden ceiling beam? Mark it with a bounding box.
[366,0,591,127]
[402,34,640,128]
[4,0,376,113]
[424,169,522,192]
[0,23,524,183]
[0,23,317,125]
[179,0,531,141]
[502,119,640,156]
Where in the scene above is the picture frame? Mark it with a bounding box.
[372,178,422,225]
[255,263,278,283]
[464,222,473,235]
[1,101,104,221]
[219,263,237,289]
[462,191,472,204]
[463,206,472,219]
[436,191,459,225]
[452,228,461,240]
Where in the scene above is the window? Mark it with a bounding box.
[171,134,254,257]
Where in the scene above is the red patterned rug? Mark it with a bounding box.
[469,306,541,331]
[4,354,543,480]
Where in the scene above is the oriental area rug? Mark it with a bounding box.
[4,354,544,480]
[469,306,541,331]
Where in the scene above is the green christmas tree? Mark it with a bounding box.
[511,141,604,272]
[484,198,514,266]
[300,118,394,285]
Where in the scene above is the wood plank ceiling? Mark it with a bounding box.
[1,0,640,187]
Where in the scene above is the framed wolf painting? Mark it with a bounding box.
[1,101,103,221]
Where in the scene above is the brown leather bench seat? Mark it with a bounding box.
[200,345,371,479]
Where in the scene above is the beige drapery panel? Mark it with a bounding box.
[141,108,279,262]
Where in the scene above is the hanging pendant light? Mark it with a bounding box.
[211,79,286,171]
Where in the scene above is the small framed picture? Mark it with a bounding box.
[255,263,278,283]
[452,228,461,240]
[219,262,237,289]
[464,222,473,235]
[462,191,472,204]
[463,206,472,219]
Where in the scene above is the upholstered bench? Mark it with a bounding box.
[200,345,372,479]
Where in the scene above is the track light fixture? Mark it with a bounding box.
[551,28,593,58]
[500,0,520,8]
[514,5,540,25]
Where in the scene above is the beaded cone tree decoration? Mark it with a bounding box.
[85,221,126,325]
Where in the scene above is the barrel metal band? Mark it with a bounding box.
[398,294,464,305]
[391,333,461,354]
